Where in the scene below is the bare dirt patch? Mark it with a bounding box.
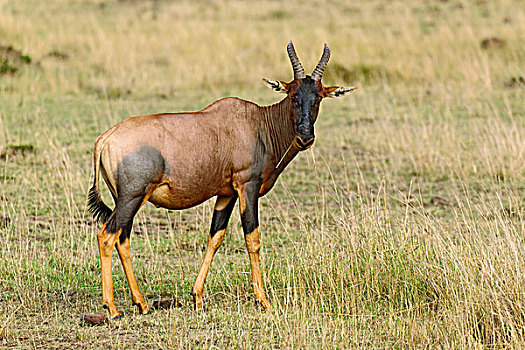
[0,45,33,75]
[504,76,525,89]
[480,37,506,49]
[0,144,35,160]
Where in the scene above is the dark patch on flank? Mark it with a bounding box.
[240,178,262,235]
[105,145,168,234]
[115,145,168,191]
[210,196,237,238]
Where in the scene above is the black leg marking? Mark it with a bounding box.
[119,224,132,244]
[105,196,143,234]
[241,178,262,235]
[210,196,237,238]
[191,292,197,308]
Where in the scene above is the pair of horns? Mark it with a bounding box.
[287,40,330,81]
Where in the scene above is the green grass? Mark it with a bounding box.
[0,0,524,348]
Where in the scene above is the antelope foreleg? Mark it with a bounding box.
[192,231,225,310]
[244,227,271,310]
[192,196,237,310]
[238,179,271,310]
[97,224,123,318]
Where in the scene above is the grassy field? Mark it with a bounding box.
[0,0,524,348]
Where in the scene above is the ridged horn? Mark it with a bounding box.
[311,43,331,81]
[287,41,305,80]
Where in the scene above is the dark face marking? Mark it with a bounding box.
[267,80,284,92]
[106,145,168,234]
[240,178,262,235]
[331,89,345,97]
[290,76,323,149]
[210,196,237,238]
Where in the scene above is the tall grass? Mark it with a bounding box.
[0,0,524,348]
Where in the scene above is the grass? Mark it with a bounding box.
[0,0,524,348]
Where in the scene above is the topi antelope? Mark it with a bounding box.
[88,41,357,318]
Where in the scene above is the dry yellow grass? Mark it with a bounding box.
[0,0,524,348]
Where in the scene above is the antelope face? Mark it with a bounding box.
[264,41,357,151]
[290,76,322,150]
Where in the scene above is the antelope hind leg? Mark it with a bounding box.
[116,230,149,315]
[97,224,123,318]
[99,188,152,317]
[114,186,157,315]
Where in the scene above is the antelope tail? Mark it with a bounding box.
[87,141,112,224]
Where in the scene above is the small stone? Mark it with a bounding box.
[83,313,109,326]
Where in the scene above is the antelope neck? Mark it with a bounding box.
[261,96,297,166]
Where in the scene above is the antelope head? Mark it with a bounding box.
[264,41,357,150]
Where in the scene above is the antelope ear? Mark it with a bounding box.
[263,78,290,93]
[324,86,358,98]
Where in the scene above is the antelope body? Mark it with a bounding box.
[88,41,356,317]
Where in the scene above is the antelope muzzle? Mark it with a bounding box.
[295,121,315,150]
[295,135,315,150]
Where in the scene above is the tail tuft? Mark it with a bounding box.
[88,185,112,224]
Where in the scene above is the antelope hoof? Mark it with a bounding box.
[103,304,123,319]
[255,297,272,311]
[133,302,150,315]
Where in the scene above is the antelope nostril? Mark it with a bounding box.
[295,136,315,150]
